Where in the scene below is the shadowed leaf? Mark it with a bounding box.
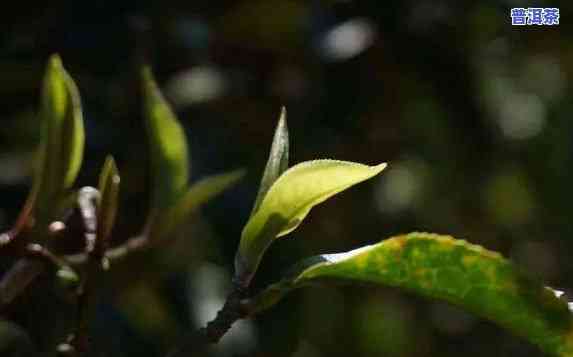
[251,107,289,215]
[142,67,189,210]
[148,169,245,240]
[97,156,120,245]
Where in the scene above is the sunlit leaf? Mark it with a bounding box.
[249,233,573,356]
[59,66,84,190]
[34,54,85,222]
[141,67,189,210]
[251,107,288,215]
[148,169,245,240]
[97,156,120,245]
[235,160,386,286]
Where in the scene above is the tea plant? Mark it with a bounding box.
[1,55,572,357]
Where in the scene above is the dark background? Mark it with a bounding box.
[1,1,572,356]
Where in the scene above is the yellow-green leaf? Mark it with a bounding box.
[97,156,120,245]
[235,160,386,286]
[251,107,288,215]
[249,233,573,357]
[59,67,84,190]
[142,67,189,210]
[35,54,85,222]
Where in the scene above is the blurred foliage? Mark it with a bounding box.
[1,1,573,356]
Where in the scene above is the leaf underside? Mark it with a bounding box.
[236,160,386,285]
[251,107,289,216]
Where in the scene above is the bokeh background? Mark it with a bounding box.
[1,1,573,356]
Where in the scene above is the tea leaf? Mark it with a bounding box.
[249,233,573,357]
[34,54,85,222]
[251,107,289,215]
[97,156,120,244]
[236,160,386,285]
[142,67,189,210]
[148,169,245,240]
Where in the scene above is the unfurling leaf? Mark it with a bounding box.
[249,233,573,357]
[148,169,245,240]
[97,156,120,246]
[142,67,189,210]
[235,160,386,286]
[34,54,85,223]
[251,107,289,215]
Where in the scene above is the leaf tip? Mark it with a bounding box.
[103,156,120,184]
[141,65,152,80]
[373,162,388,173]
[47,54,63,71]
[277,106,288,136]
[141,65,159,94]
[279,105,287,122]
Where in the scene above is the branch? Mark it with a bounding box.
[201,288,247,344]
[0,259,45,309]
[0,189,147,310]
[166,284,249,357]
[167,275,296,356]
[0,240,136,311]
[0,222,71,309]
[64,234,148,266]
[0,233,149,311]
[58,187,105,356]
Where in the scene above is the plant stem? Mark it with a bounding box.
[167,284,248,357]
[0,242,75,310]
[0,259,45,309]
[65,235,148,265]
[0,234,151,311]
[68,187,102,355]
[0,197,146,312]
[202,287,247,343]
